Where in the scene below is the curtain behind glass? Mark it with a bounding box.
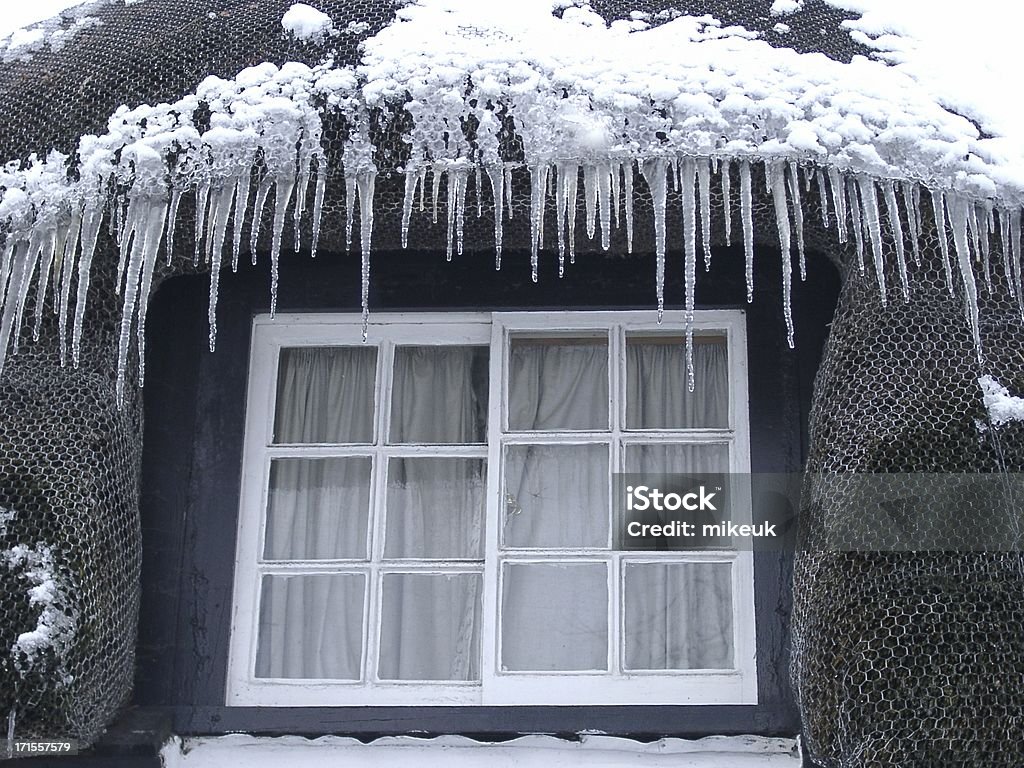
[626,338,728,429]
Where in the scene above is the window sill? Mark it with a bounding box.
[160,734,799,767]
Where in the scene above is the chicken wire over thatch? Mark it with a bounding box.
[0,0,1021,765]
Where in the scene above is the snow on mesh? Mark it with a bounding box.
[281,4,335,42]
[0,1,108,63]
[0,0,1021,400]
[980,375,1024,427]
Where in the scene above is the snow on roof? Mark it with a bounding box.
[0,0,1021,400]
[0,0,108,62]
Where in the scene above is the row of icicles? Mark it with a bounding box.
[0,153,1021,404]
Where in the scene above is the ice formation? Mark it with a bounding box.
[0,0,1023,399]
[0,508,76,687]
[979,376,1024,428]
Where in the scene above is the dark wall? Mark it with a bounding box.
[136,242,839,738]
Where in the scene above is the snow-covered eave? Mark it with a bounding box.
[0,3,1023,403]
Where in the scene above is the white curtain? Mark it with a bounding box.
[626,339,728,429]
[500,338,734,674]
[624,562,734,669]
[274,346,376,444]
[257,345,485,681]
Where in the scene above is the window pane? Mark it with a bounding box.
[624,442,729,475]
[624,562,734,670]
[264,457,371,560]
[508,337,608,431]
[390,346,489,444]
[501,562,608,671]
[378,573,482,681]
[385,458,486,559]
[626,335,728,429]
[503,444,609,548]
[274,347,377,444]
[255,573,365,679]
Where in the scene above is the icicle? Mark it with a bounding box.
[673,158,680,192]
[623,160,633,254]
[979,202,993,292]
[529,164,549,282]
[787,161,806,281]
[768,161,795,348]
[504,166,514,220]
[815,169,829,230]
[269,174,297,317]
[431,165,442,225]
[251,179,272,265]
[358,170,376,340]
[846,177,866,276]
[565,163,579,264]
[165,187,182,266]
[446,167,465,262]
[0,242,37,375]
[309,157,325,261]
[57,206,83,366]
[611,161,621,231]
[205,182,236,350]
[948,194,983,363]
[135,201,169,388]
[231,169,252,271]
[194,183,210,267]
[293,151,312,254]
[401,165,419,249]
[680,157,698,391]
[828,168,848,244]
[72,201,102,368]
[882,181,909,301]
[901,182,921,268]
[721,159,732,247]
[966,202,982,265]
[858,177,887,304]
[486,165,504,269]
[597,162,611,251]
[698,158,712,271]
[417,166,427,212]
[998,207,1016,300]
[116,195,168,403]
[739,160,754,303]
[475,166,483,218]
[345,172,356,252]
[930,189,955,296]
[583,164,598,241]
[554,163,568,276]
[640,158,669,321]
[30,228,58,343]
[1010,208,1023,320]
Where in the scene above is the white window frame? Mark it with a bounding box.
[227,310,756,707]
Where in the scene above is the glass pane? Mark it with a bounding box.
[264,457,371,560]
[378,573,482,681]
[503,444,609,549]
[624,442,729,475]
[390,346,489,444]
[626,335,728,429]
[274,346,377,444]
[508,337,608,431]
[255,573,365,679]
[385,458,486,559]
[623,562,734,670]
[501,562,608,671]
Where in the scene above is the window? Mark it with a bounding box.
[227,311,755,706]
